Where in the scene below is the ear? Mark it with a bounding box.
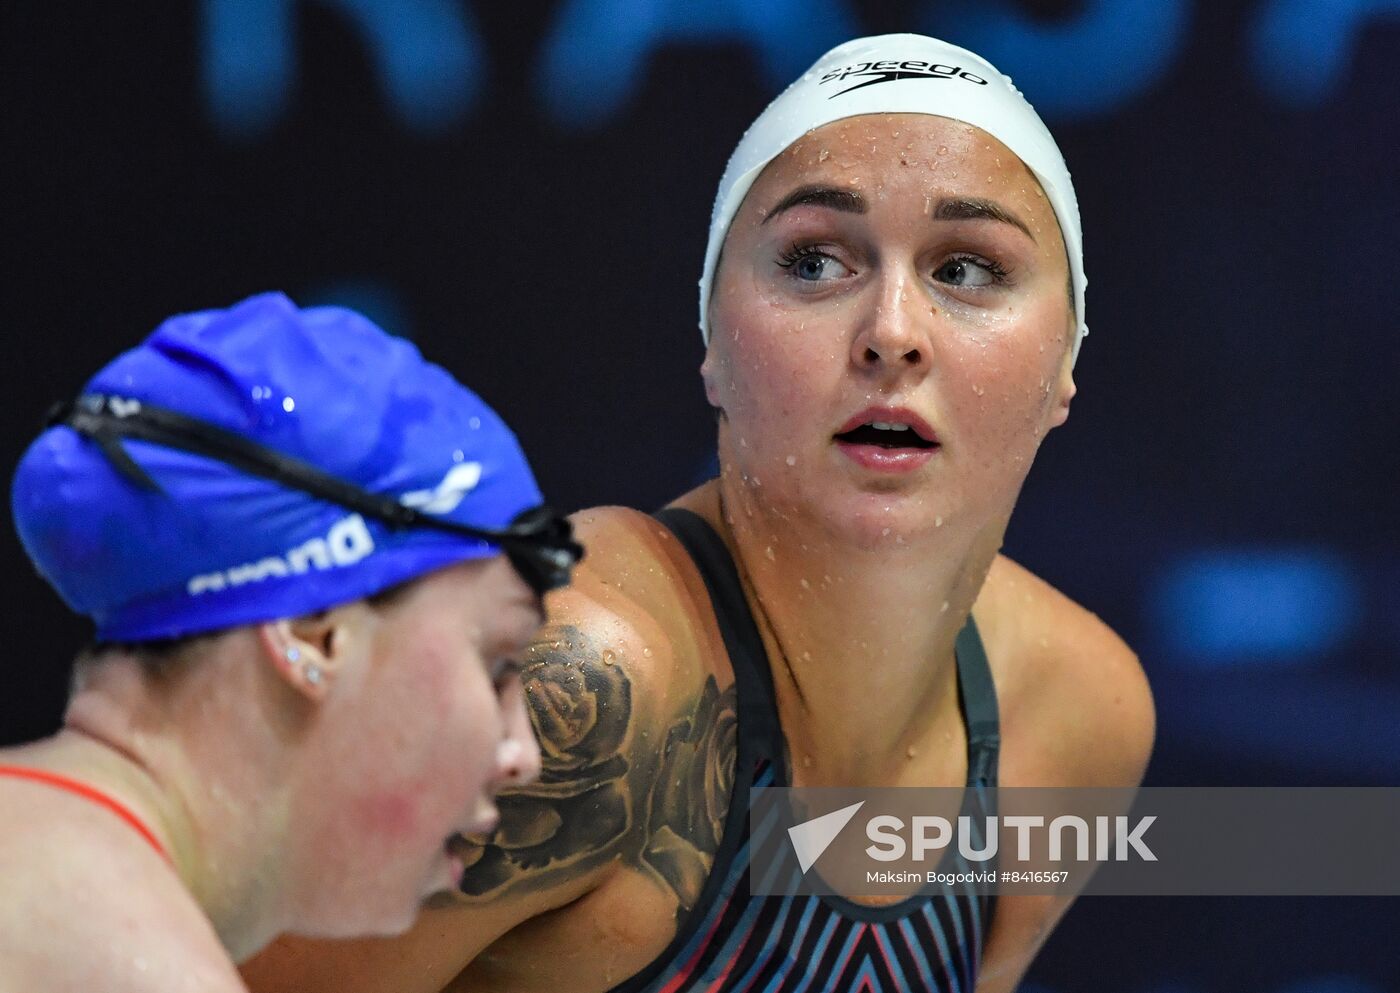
[256,607,364,703]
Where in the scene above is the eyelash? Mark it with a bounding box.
[943,253,1012,284]
[776,244,1012,285]
[776,243,834,269]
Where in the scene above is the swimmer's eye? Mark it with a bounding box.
[777,244,852,283]
[934,254,1011,289]
[490,657,523,693]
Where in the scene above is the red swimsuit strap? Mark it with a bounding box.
[0,764,171,864]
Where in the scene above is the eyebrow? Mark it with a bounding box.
[762,185,867,223]
[762,186,1036,244]
[932,196,1036,242]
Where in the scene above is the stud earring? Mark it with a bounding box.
[286,647,301,663]
[304,663,323,686]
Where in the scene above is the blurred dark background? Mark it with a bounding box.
[3,2,1397,990]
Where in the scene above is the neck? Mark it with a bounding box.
[56,654,292,961]
[701,471,1004,784]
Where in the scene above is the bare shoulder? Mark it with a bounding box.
[968,557,1156,992]
[0,804,243,992]
[975,554,1155,789]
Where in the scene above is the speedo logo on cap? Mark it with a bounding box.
[187,514,376,595]
[819,60,988,98]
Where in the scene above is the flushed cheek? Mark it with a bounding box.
[351,791,433,847]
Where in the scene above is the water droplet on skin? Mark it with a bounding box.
[785,454,796,466]
[740,437,748,448]
[801,651,813,662]
[800,578,810,589]
[765,546,776,561]
[803,755,813,768]
[935,516,943,527]
[941,601,950,612]
[973,385,985,396]
[938,145,948,156]
[602,649,616,666]
[642,647,652,658]
[819,148,830,162]
[906,746,918,760]
[881,528,890,536]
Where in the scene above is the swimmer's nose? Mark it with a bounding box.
[851,272,932,375]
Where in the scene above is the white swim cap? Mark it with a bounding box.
[699,33,1088,364]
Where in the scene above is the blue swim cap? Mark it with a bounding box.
[12,292,565,643]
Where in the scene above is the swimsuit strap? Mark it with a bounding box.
[0,764,171,864]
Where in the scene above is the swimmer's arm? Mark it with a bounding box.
[972,564,1156,993]
[241,587,662,993]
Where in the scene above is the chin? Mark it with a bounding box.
[302,896,421,942]
[375,905,422,938]
[808,491,938,548]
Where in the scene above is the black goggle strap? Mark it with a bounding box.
[46,394,582,593]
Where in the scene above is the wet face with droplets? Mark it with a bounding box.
[702,113,1076,546]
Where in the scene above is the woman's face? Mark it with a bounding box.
[703,113,1076,546]
[292,555,543,937]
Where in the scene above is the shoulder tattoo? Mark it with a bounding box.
[447,623,634,901]
[640,672,738,912]
[440,622,740,919]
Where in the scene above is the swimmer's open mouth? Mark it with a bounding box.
[834,406,940,451]
[835,423,939,450]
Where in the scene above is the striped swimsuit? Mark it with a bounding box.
[610,509,1001,993]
